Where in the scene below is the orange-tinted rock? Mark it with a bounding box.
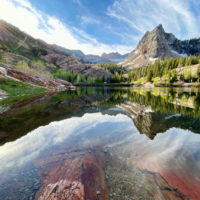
[35,148,108,200]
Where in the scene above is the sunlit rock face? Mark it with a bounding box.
[120,24,200,70]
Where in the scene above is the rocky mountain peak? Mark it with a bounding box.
[154,24,164,32]
[119,24,200,70]
[137,24,172,58]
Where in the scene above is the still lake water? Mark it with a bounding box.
[0,87,200,200]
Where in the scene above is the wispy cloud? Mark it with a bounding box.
[107,0,200,39]
[0,0,132,55]
[0,0,199,55]
[80,16,100,25]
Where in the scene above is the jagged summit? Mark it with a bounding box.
[119,24,200,70]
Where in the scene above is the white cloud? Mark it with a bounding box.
[81,16,100,25]
[0,0,132,55]
[0,0,198,56]
[107,0,200,39]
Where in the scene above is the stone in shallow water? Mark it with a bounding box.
[38,179,84,200]
[96,190,101,195]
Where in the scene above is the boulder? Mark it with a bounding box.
[0,66,7,76]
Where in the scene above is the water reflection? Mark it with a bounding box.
[0,113,132,173]
[0,87,200,200]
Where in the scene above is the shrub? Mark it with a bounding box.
[31,47,48,57]
[16,60,53,80]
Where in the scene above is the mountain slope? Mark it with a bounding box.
[120,24,200,70]
[0,20,112,80]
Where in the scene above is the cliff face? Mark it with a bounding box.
[120,24,200,70]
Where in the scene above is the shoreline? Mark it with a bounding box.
[75,82,200,88]
[75,83,134,87]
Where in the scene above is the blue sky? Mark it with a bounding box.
[0,0,200,55]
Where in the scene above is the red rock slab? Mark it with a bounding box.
[34,149,108,200]
[7,68,65,90]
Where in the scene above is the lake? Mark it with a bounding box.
[0,87,200,200]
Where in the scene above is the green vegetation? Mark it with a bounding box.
[53,69,103,84]
[15,60,53,80]
[98,63,124,74]
[0,38,127,85]
[97,63,126,83]
[31,47,48,57]
[128,55,200,84]
[0,77,46,106]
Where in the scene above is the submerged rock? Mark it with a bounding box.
[38,180,84,200]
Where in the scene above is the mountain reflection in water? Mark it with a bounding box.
[0,87,200,200]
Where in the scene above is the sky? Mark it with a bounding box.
[0,0,200,55]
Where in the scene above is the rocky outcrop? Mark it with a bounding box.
[42,52,112,79]
[41,53,81,68]
[63,64,112,80]
[0,89,8,100]
[0,66,7,76]
[7,68,65,90]
[55,78,72,86]
[120,24,200,70]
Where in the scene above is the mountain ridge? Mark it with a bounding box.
[119,24,200,70]
[52,44,129,63]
